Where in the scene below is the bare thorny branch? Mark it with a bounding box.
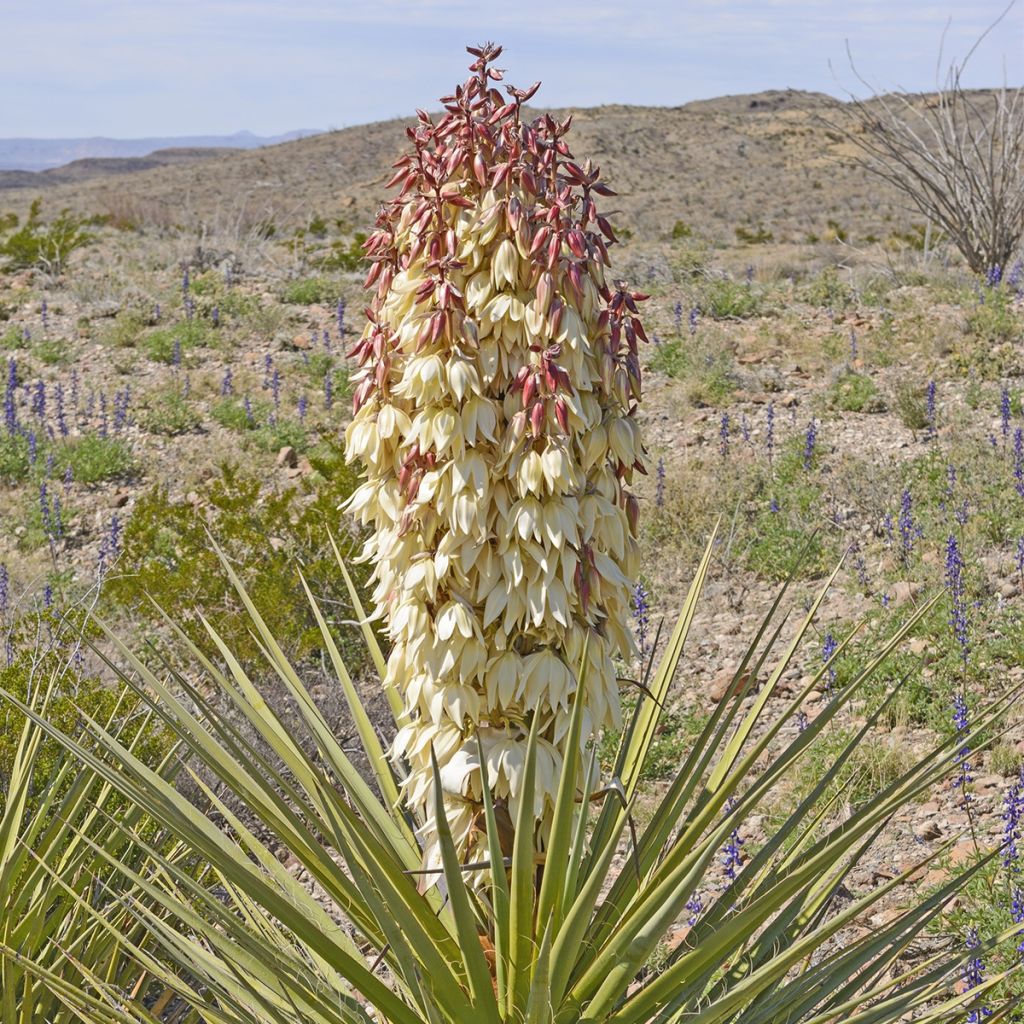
[825,3,1024,275]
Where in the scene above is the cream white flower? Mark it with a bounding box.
[343,88,649,868]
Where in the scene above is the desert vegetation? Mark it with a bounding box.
[0,39,1022,1024]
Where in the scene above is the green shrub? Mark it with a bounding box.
[251,417,308,454]
[0,198,92,273]
[965,286,1022,345]
[826,371,884,413]
[52,435,134,484]
[138,387,202,435]
[103,450,372,670]
[0,432,31,482]
[670,220,693,240]
[31,336,70,365]
[141,319,209,363]
[800,266,854,309]
[648,338,736,405]
[893,380,930,430]
[0,611,171,814]
[101,309,149,348]
[734,223,773,244]
[212,395,262,431]
[700,276,761,319]
[282,277,341,305]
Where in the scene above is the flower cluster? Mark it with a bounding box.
[952,692,973,808]
[343,45,647,860]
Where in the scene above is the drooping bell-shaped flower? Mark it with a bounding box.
[344,43,648,865]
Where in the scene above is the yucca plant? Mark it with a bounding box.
[4,539,1021,1023]
[0,675,190,1022]
[344,42,645,865]
[4,44,1022,1024]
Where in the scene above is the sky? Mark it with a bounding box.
[4,0,1022,138]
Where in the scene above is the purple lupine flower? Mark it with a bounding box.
[1007,259,1023,292]
[336,298,346,338]
[63,465,73,494]
[113,388,130,431]
[221,368,233,396]
[297,394,308,423]
[27,430,36,465]
[0,564,8,618]
[211,306,219,327]
[632,581,651,661]
[952,692,973,807]
[108,514,121,557]
[797,709,808,732]
[31,380,45,420]
[822,632,838,700]
[54,383,67,436]
[987,264,1003,288]
[655,457,665,508]
[946,535,969,667]
[766,402,775,464]
[1003,783,1022,870]
[673,300,683,334]
[1011,888,1024,957]
[721,805,744,884]
[39,482,52,541]
[769,497,780,514]
[803,418,817,471]
[849,540,871,589]
[926,380,936,438]
[98,393,108,438]
[172,337,182,368]
[963,928,991,1023]
[745,264,754,285]
[898,490,917,562]
[323,329,331,353]
[1015,428,1024,498]
[688,306,699,336]
[40,299,48,330]
[182,266,190,295]
[243,395,255,427]
[719,413,730,458]
[5,359,17,434]
[685,892,702,927]
[1002,388,1012,442]
[271,368,281,411]
[740,414,751,446]
[21,327,30,343]
[43,583,52,609]
[324,371,334,411]
[263,354,273,389]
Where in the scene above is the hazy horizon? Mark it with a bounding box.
[4,0,1022,139]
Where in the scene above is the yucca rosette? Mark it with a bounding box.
[344,43,648,865]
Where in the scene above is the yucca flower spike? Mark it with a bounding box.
[344,43,648,866]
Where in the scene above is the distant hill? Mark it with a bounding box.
[0,88,1007,246]
[0,130,322,171]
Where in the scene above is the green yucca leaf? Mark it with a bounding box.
[3,530,1021,1024]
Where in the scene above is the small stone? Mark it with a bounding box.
[892,581,923,608]
[269,537,286,552]
[914,820,943,842]
[276,445,298,468]
[1000,581,1018,599]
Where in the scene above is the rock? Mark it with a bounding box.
[709,666,753,702]
[913,820,943,842]
[949,840,979,867]
[1000,581,1018,599]
[892,581,923,608]
[288,333,312,350]
[87,300,120,319]
[269,537,286,552]
[276,445,298,469]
